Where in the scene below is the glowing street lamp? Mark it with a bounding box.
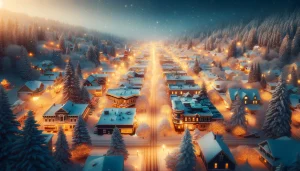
[162,144,165,151]
[137,150,139,156]
[32,96,39,101]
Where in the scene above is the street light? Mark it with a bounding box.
[162,144,165,151]
[137,150,139,156]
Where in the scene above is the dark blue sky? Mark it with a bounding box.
[3,0,300,40]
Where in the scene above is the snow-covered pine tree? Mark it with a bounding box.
[63,60,75,103]
[289,153,300,171]
[165,149,180,170]
[81,86,90,104]
[199,82,208,99]
[263,76,292,138]
[260,75,267,89]
[59,34,66,54]
[256,63,262,82]
[73,42,79,52]
[93,46,101,66]
[175,129,196,171]
[72,74,82,103]
[75,62,82,79]
[193,57,201,75]
[230,96,247,129]
[72,115,91,148]
[292,27,300,57]
[291,66,298,87]
[54,126,71,169]
[106,127,129,160]
[279,34,292,64]
[246,28,257,50]
[11,111,56,170]
[86,45,96,64]
[17,46,33,80]
[0,87,20,169]
[228,40,237,58]
[248,64,255,83]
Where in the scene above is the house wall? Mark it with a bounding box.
[169,89,200,95]
[96,125,135,135]
[107,95,138,108]
[206,152,236,170]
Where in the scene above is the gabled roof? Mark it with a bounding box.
[258,136,300,167]
[228,88,261,101]
[83,155,124,171]
[107,87,140,99]
[43,100,89,117]
[24,81,43,91]
[97,108,136,125]
[197,132,236,164]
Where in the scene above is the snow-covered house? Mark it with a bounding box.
[38,72,63,87]
[202,71,218,81]
[255,136,300,171]
[18,81,45,100]
[225,88,261,113]
[119,77,144,89]
[212,77,229,92]
[83,155,124,171]
[165,74,194,85]
[43,100,90,132]
[266,82,277,93]
[95,108,137,135]
[10,99,28,126]
[196,132,236,170]
[31,60,55,74]
[83,74,107,96]
[106,87,140,108]
[168,84,201,95]
[171,95,223,132]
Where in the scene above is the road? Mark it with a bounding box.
[144,44,159,171]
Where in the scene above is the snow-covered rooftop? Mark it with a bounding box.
[83,155,124,171]
[197,132,236,164]
[107,87,140,99]
[43,100,89,117]
[166,75,194,81]
[169,84,201,91]
[24,81,44,91]
[228,88,261,101]
[97,108,136,125]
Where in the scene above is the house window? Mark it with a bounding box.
[225,163,229,169]
[253,100,257,104]
[244,101,247,104]
[219,153,224,161]
[71,119,73,122]
[192,118,195,121]
[244,96,248,100]
[185,117,187,121]
[216,85,220,88]
[214,163,218,169]
[74,119,76,122]
[60,116,64,122]
[45,119,47,122]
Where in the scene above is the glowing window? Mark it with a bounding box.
[244,96,248,99]
[214,163,218,169]
[225,163,229,169]
[244,101,247,104]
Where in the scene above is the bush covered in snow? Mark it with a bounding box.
[158,118,172,136]
[136,123,150,138]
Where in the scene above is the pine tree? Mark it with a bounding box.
[0,87,20,169]
[260,75,267,89]
[230,96,247,129]
[81,86,90,103]
[248,64,255,83]
[93,46,100,66]
[54,127,71,169]
[0,19,4,72]
[228,40,237,58]
[279,34,292,64]
[59,34,66,54]
[256,63,262,82]
[193,58,201,75]
[199,82,208,99]
[72,115,91,148]
[292,27,300,57]
[246,28,257,50]
[106,127,129,160]
[11,111,56,170]
[289,153,300,171]
[75,62,82,79]
[263,77,291,138]
[17,47,33,80]
[176,129,196,171]
[63,60,75,103]
[73,74,82,103]
[291,66,298,87]
[86,45,97,66]
[73,42,79,52]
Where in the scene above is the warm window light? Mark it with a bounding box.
[225,163,229,169]
[214,163,218,169]
[32,96,39,101]
[237,42,241,46]
[28,52,34,57]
